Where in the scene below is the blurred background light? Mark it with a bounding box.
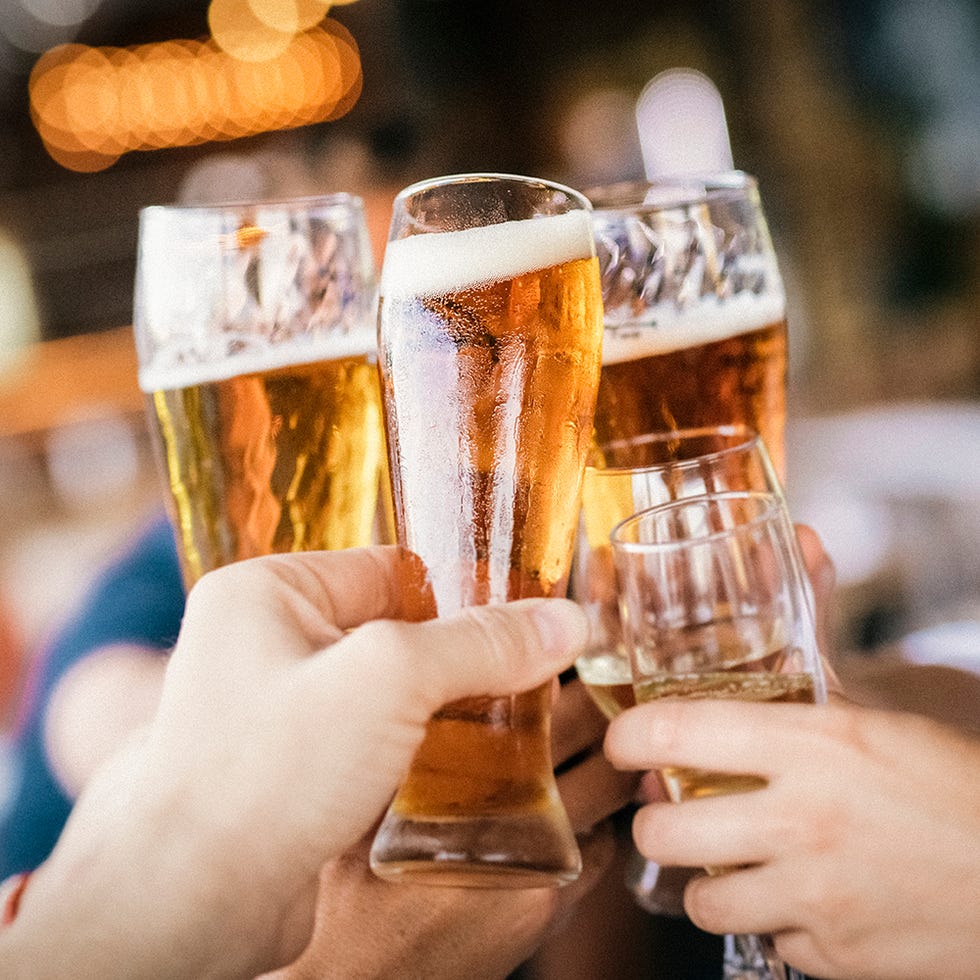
[0,5,77,57]
[247,0,331,34]
[560,87,644,187]
[210,0,294,63]
[0,0,105,59]
[19,0,102,31]
[635,67,733,179]
[0,230,41,377]
[28,13,363,173]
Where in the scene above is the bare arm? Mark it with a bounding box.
[1,547,591,980]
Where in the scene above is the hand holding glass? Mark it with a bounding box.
[571,424,784,918]
[612,491,826,980]
[573,425,783,719]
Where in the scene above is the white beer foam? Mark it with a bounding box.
[138,331,376,392]
[601,291,785,364]
[381,210,595,299]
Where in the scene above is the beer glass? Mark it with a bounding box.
[369,173,604,887]
[588,172,788,480]
[586,172,793,969]
[573,425,783,719]
[134,194,387,588]
[612,490,827,980]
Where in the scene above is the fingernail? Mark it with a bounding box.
[531,600,588,656]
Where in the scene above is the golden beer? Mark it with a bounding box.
[635,657,815,883]
[572,426,783,719]
[612,493,827,808]
[635,661,816,803]
[574,655,636,720]
[144,349,389,588]
[370,178,603,887]
[133,194,383,587]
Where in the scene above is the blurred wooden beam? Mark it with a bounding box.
[0,326,144,440]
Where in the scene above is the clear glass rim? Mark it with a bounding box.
[138,191,365,219]
[392,171,593,211]
[610,489,785,552]
[586,170,758,213]
[587,424,764,476]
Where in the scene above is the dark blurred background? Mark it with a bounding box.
[0,0,976,361]
[0,0,978,733]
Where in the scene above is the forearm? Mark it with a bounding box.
[0,749,288,980]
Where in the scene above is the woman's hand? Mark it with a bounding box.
[605,699,980,980]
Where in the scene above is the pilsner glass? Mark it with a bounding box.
[612,491,827,980]
[588,172,788,481]
[133,194,388,588]
[369,173,604,887]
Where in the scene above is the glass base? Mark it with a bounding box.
[724,934,813,980]
[369,809,582,889]
[725,933,771,979]
[625,849,696,917]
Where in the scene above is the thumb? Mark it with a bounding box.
[424,598,589,706]
[325,597,589,722]
[276,599,588,856]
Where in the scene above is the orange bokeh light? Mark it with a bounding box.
[248,0,330,35]
[209,0,293,63]
[28,15,363,173]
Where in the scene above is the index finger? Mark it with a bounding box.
[604,700,827,778]
[254,545,406,630]
[182,546,404,662]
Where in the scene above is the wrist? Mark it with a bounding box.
[0,872,31,927]
[0,747,275,979]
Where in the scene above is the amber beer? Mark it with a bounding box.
[595,307,787,479]
[370,178,603,887]
[141,342,389,588]
[589,174,788,479]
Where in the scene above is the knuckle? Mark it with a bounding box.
[462,604,534,678]
[786,793,848,858]
[605,701,686,770]
[792,864,860,941]
[354,619,419,680]
[632,702,687,759]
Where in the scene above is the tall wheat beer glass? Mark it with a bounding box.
[369,174,604,887]
[588,173,788,480]
[134,195,387,588]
